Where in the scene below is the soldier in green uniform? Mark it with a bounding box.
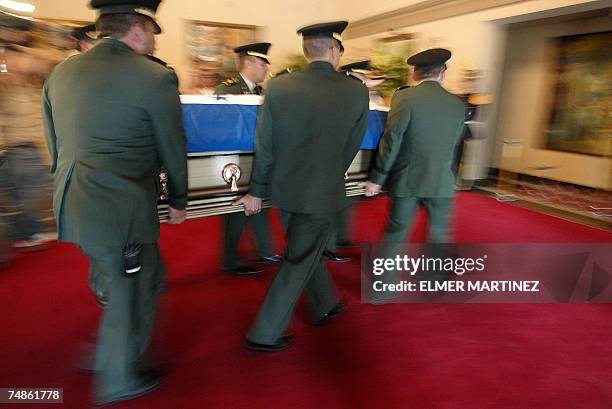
[215,43,270,95]
[341,60,386,106]
[42,1,187,405]
[215,42,281,276]
[319,60,376,262]
[236,21,369,351]
[362,48,465,256]
[341,60,372,82]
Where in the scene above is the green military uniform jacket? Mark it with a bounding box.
[42,38,188,246]
[369,81,465,198]
[214,74,258,95]
[249,61,369,214]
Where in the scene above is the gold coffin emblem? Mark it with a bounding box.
[222,163,242,192]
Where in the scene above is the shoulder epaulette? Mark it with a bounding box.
[222,77,239,86]
[396,85,411,92]
[146,55,174,71]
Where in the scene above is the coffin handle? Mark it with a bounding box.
[222,163,242,192]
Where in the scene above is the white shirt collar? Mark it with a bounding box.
[240,73,256,93]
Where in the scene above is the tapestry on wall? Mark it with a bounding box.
[546,30,611,157]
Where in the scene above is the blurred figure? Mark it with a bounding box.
[453,93,477,177]
[71,23,99,53]
[215,42,281,276]
[42,0,187,405]
[362,49,465,301]
[0,12,60,252]
[453,91,492,180]
[235,21,369,351]
[366,74,387,106]
[320,60,390,263]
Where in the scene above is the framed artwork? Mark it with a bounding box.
[545,31,612,157]
[184,20,259,94]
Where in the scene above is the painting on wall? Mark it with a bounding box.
[184,20,258,94]
[545,31,612,157]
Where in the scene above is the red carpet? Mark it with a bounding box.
[1,192,611,409]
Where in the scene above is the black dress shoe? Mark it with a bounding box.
[336,240,357,248]
[0,255,11,271]
[245,335,293,352]
[323,251,351,263]
[256,254,283,264]
[95,371,163,407]
[95,291,108,309]
[138,366,168,381]
[314,302,347,326]
[225,265,263,276]
[156,281,168,295]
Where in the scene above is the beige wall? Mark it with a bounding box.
[333,0,427,21]
[496,14,611,189]
[340,0,605,92]
[338,0,610,184]
[29,0,337,84]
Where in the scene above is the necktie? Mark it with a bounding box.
[253,85,263,95]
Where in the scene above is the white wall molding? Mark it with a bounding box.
[344,0,528,39]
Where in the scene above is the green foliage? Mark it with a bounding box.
[285,54,308,72]
[370,42,412,98]
[282,41,414,99]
